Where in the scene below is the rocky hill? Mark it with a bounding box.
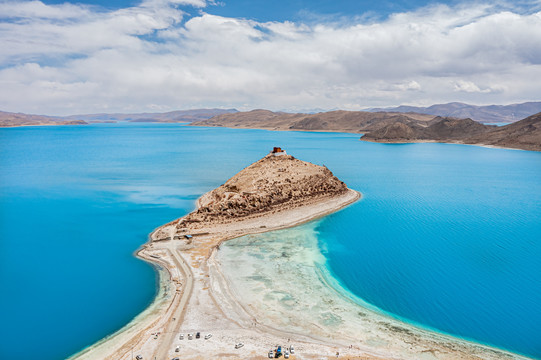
[178,149,349,227]
[191,109,435,132]
[361,117,494,142]
[361,113,541,151]
[464,112,541,151]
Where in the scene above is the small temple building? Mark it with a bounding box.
[271,147,287,156]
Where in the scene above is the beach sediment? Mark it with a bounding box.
[70,184,364,359]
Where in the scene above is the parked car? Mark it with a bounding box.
[268,350,274,358]
[284,350,289,358]
[136,356,143,360]
[188,333,193,340]
[179,334,184,340]
[290,345,294,354]
[175,346,180,352]
[205,333,212,340]
[196,332,201,339]
[235,342,244,349]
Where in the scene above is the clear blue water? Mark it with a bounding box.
[1,123,540,359]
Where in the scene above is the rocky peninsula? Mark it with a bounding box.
[72,148,360,360]
[71,149,526,360]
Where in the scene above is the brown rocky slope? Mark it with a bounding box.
[361,112,541,151]
[178,150,349,229]
[464,112,541,151]
[361,117,494,142]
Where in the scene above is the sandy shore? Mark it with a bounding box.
[70,185,528,360]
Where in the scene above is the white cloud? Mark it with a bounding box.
[0,1,540,115]
[0,0,91,19]
[453,80,505,93]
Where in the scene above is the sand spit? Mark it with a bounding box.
[71,151,527,360]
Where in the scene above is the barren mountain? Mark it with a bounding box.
[178,149,350,228]
[361,117,494,142]
[369,101,541,123]
[1,108,238,127]
[0,111,87,127]
[361,113,541,151]
[191,109,435,132]
[465,112,541,151]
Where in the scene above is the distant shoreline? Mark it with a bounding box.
[189,122,538,152]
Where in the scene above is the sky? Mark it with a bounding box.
[0,0,541,115]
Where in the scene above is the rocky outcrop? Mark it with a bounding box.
[426,117,492,139]
[361,112,541,151]
[178,151,348,227]
[464,112,541,151]
[361,117,494,142]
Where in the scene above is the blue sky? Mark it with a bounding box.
[1,0,541,115]
[40,0,461,21]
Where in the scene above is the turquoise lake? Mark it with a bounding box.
[0,123,540,359]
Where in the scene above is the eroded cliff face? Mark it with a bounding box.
[179,152,348,227]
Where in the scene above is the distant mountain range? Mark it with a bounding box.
[63,108,238,122]
[191,109,436,132]
[193,109,541,151]
[0,111,88,127]
[2,104,540,151]
[0,108,238,127]
[368,101,541,123]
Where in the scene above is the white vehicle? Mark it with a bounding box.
[205,333,212,340]
[290,345,294,354]
[188,333,193,340]
[179,334,184,340]
[284,351,290,358]
[136,356,143,360]
[268,350,274,358]
[235,342,244,349]
[175,346,180,352]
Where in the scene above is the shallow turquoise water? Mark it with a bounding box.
[0,124,540,359]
